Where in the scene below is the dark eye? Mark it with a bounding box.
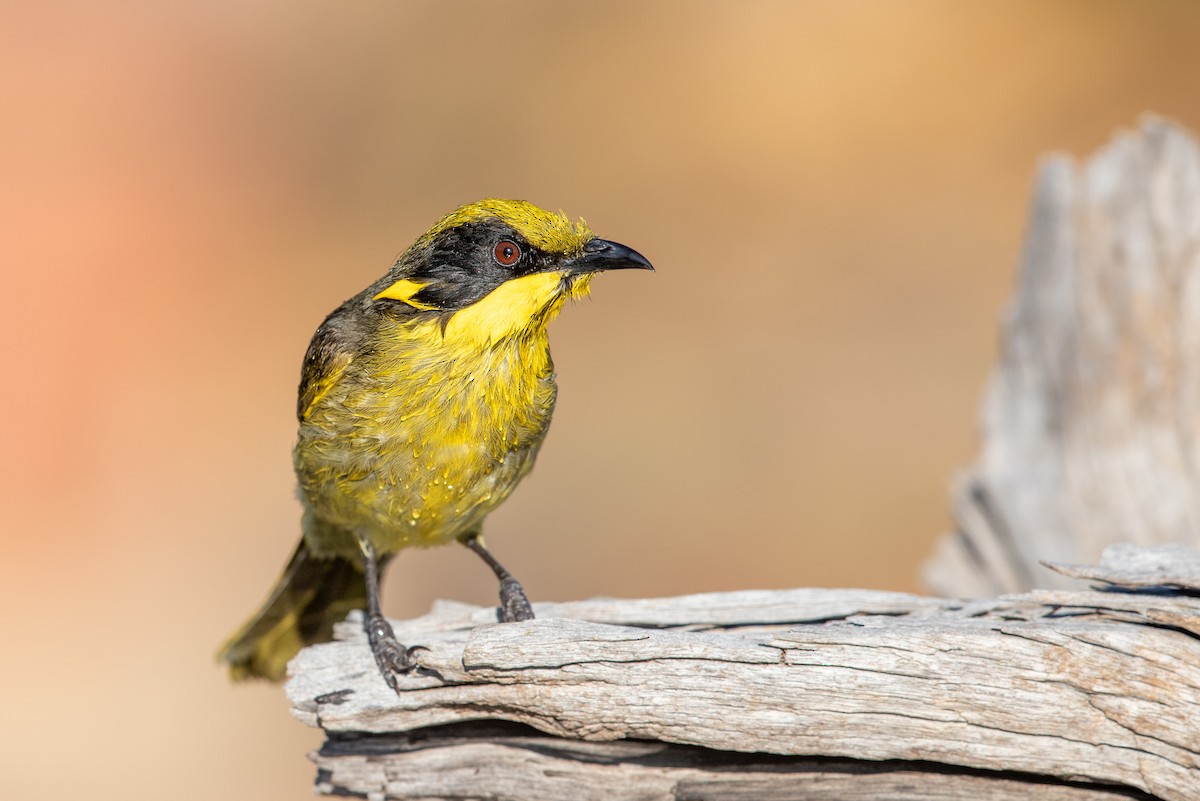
[493,239,521,266]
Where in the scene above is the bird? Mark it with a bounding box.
[218,199,653,690]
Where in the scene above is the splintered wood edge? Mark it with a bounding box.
[1043,543,1200,591]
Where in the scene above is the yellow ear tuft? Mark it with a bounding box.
[374,278,440,311]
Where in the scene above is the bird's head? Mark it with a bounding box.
[370,199,652,346]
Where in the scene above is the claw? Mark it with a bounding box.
[365,613,420,691]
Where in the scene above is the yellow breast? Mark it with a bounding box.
[294,316,557,558]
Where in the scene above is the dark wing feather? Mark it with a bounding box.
[297,311,359,421]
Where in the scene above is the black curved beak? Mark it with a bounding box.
[566,238,654,274]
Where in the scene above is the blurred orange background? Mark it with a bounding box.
[5,1,1200,798]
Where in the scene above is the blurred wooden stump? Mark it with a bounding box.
[286,119,1200,799]
[926,117,1200,597]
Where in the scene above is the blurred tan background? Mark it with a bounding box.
[4,1,1200,798]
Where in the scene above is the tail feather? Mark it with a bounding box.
[219,540,366,682]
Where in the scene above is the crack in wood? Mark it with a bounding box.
[314,722,1164,801]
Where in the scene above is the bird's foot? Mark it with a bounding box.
[364,613,425,692]
[498,576,535,623]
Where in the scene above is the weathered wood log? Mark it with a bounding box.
[926,117,1200,597]
[288,544,1200,801]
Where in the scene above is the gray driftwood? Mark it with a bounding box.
[925,117,1200,597]
[288,546,1200,801]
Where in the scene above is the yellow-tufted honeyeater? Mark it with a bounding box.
[219,199,652,690]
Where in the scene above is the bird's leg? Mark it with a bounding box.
[461,534,535,623]
[359,539,422,691]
